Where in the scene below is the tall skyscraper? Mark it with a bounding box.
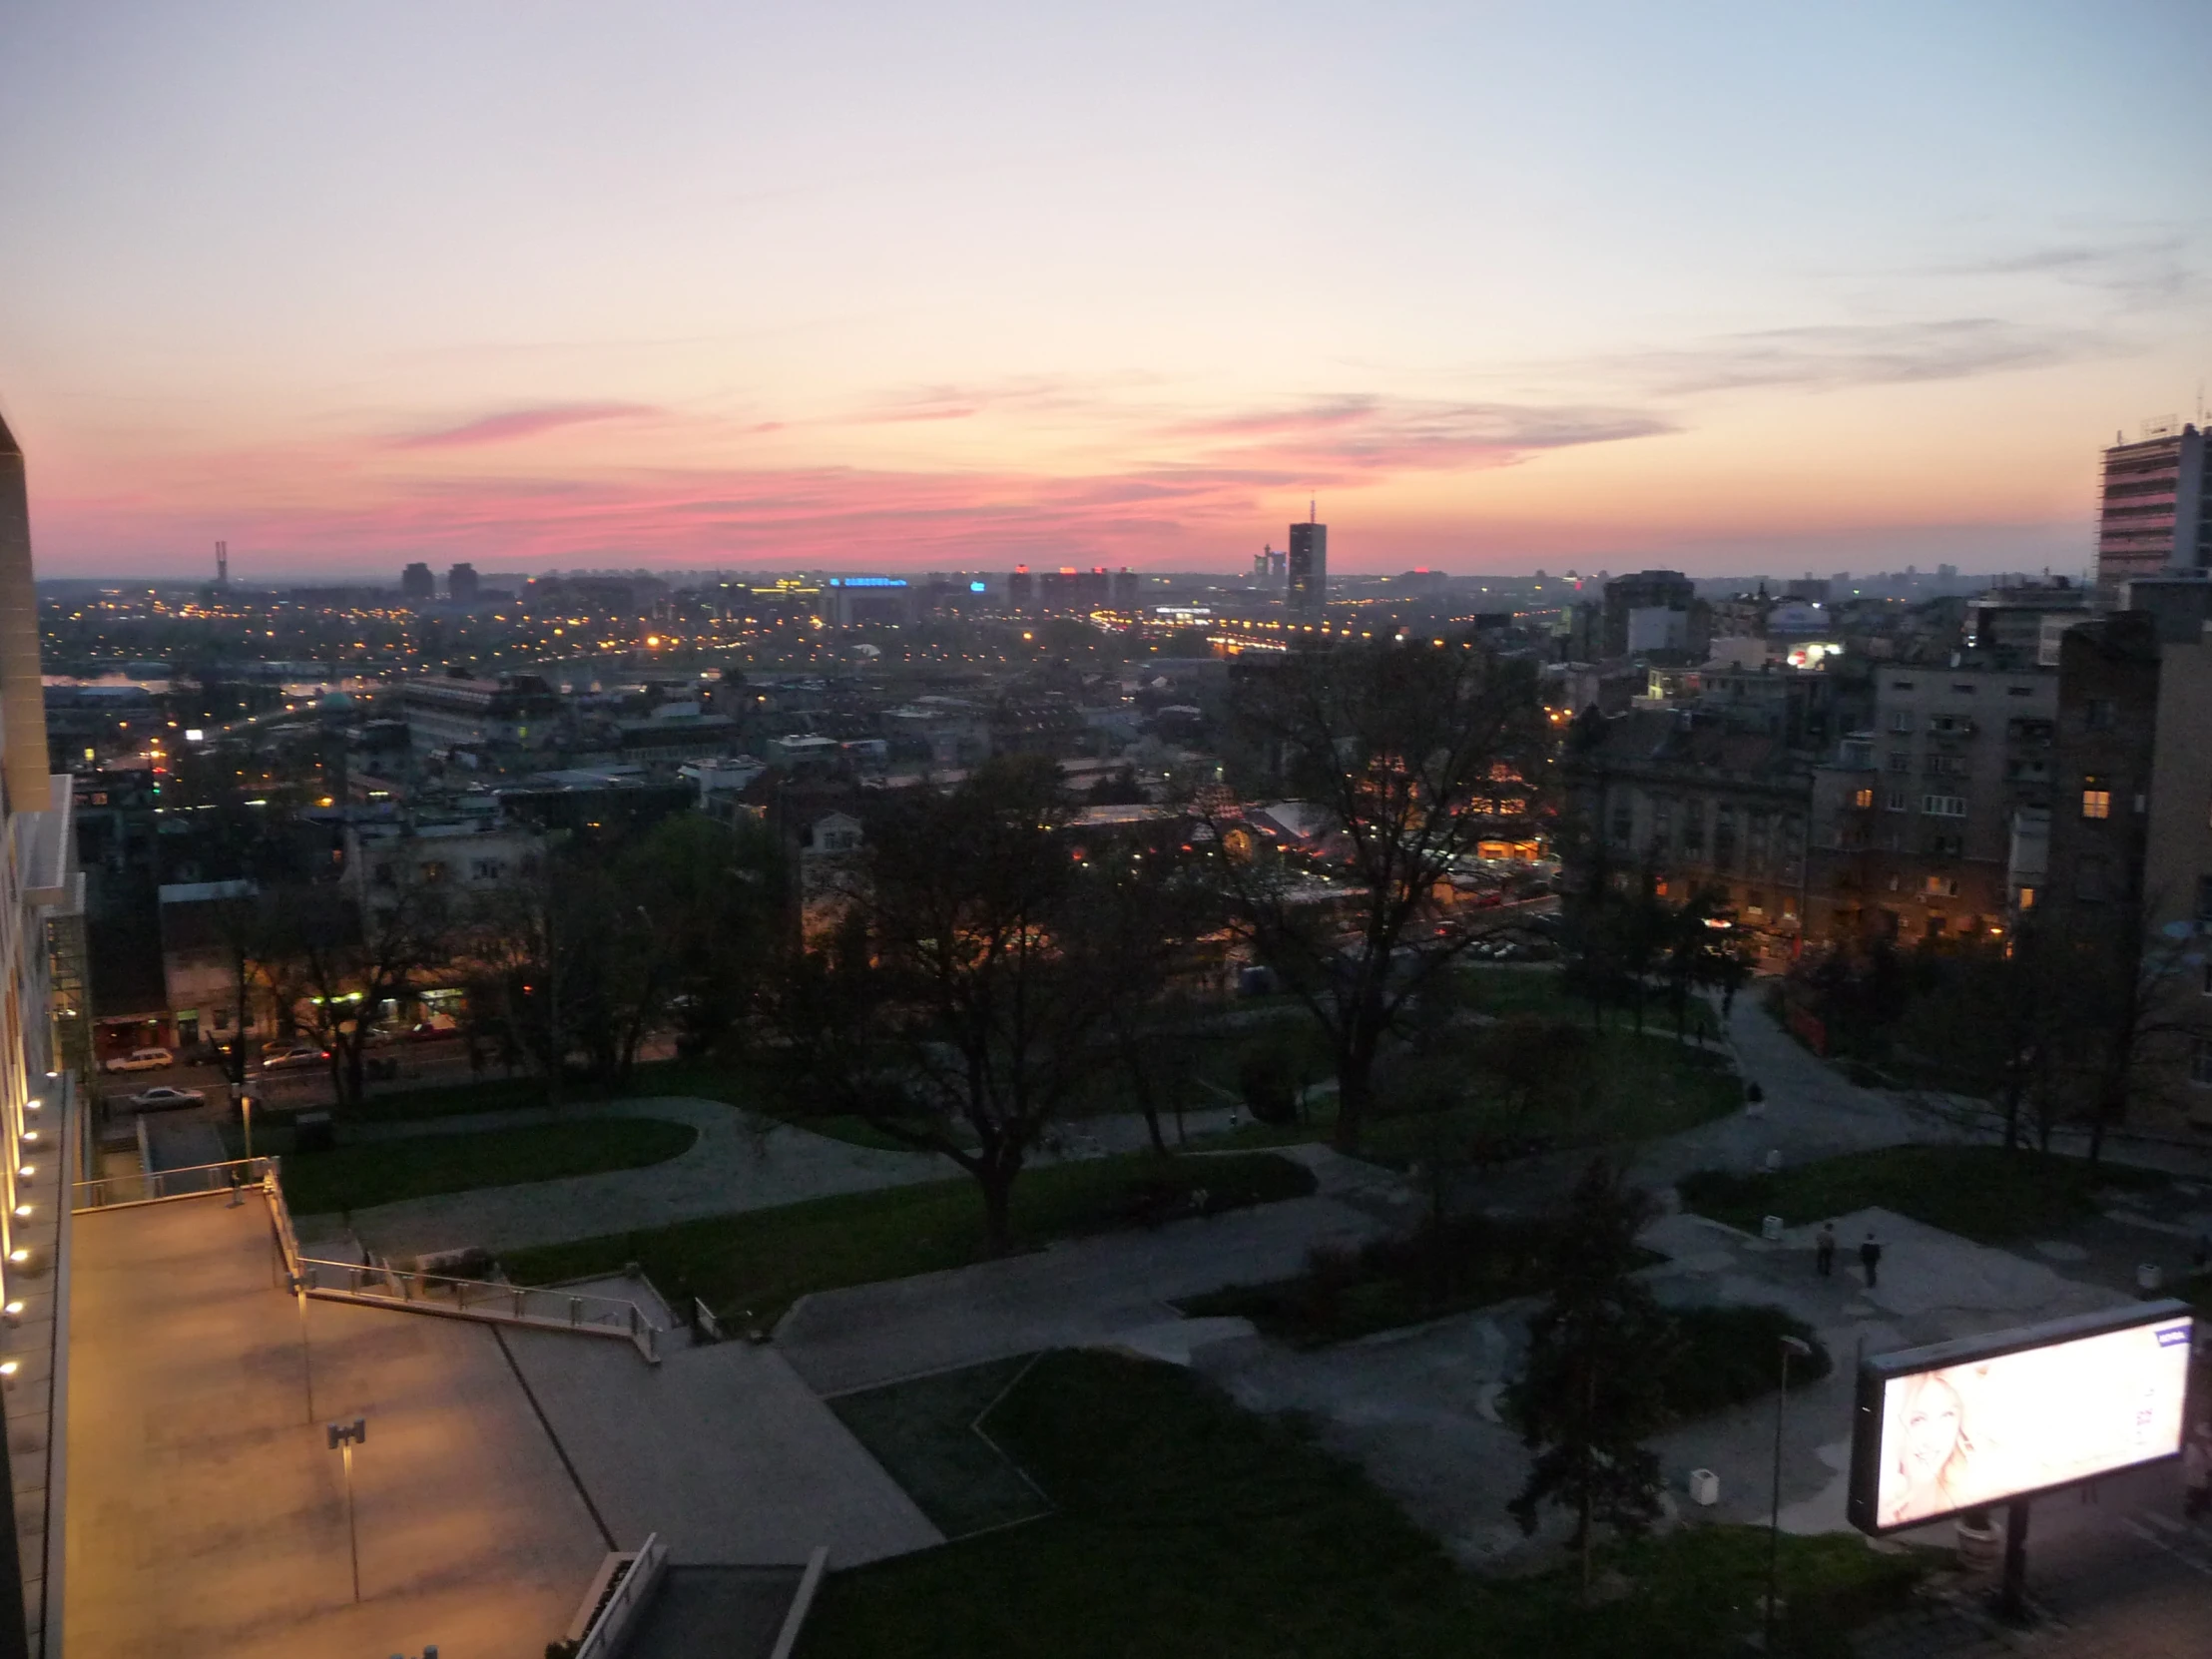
[399,561,436,602]
[447,561,480,602]
[1288,514,1327,616]
[2096,422,2209,585]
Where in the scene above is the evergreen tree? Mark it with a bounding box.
[1506,1158,1675,1593]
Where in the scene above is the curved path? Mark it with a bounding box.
[300,1096,953,1261]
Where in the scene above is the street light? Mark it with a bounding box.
[1766,1334,1816,1651]
[286,1270,314,1421]
[325,1416,367,1603]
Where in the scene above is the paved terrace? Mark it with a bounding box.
[65,1196,606,1659]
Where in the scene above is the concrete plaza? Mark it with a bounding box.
[65,1196,607,1659]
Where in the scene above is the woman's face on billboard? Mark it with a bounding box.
[1904,1376,1962,1475]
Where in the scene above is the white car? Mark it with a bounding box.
[104,1047,174,1074]
[126,1085,207,1112]
[261,1043,328,1072]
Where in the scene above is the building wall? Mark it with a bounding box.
[2138,624,2212,1129]
[1808,663,2053,943]
[2096,423,2210,584]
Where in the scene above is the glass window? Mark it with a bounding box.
[2081,789,2111,821]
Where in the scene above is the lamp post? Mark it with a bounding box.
[286,1269,313,1422]
[326,1416,367,1603]
[1765,1334,1815,1651]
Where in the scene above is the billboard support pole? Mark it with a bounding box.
[1997,1499,2030,1625]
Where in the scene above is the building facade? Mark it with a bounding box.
[2140,621,2212,1130]
[1287,520,1328,616]
[1807,661,2054,943]
[1,406,88,1659]
[2096,422,2210,585]
[1566,709,1815,948]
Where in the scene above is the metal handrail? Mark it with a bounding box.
[73,1155,663,1363]
[287,1256,660,1357]
[71,1156,277,1212]
[573,1533,669,1659]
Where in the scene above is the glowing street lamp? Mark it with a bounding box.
[326,1416,367,1602]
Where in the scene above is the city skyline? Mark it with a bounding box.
[3,2,2208,577]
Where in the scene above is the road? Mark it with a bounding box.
[96,1035,484,1138]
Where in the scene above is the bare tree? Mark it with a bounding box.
[267,877,454,1107]
[1205,639,1543,1153]
[755,759,1131,1253]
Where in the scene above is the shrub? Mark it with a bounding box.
[1658,1305,1830,1419]
[1237,1045,1300,1124]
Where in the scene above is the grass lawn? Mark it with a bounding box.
[276,1117,698,1216]
[1196,1028,1741,1162]
[502,1150,1318,1326]
[1458,965,1723,1040]
[798,1351,1928,1659]
[1677,1145,2164,1246]
[827,1357,1051,1538]
[1362,1030,1740,1167]
[331,1058,923,1149]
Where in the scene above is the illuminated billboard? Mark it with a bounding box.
[1847,1301,2194,1533]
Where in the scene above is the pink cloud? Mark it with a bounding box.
[390,402,662,449]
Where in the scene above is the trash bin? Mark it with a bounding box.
[1762,1214,1784,1242]
[1688,1469,1720,1506]
[2136,1263,2163,1296]
[1955,1509,2000,1570]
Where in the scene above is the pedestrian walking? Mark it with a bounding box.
[1860,1231,1883,1290]
[1815,1222,1836,1278]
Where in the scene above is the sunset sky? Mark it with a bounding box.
[3,2,2207,578]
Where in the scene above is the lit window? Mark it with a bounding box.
[2080,789,2111,821]
[2016,886,2036,910]
[1852,788,1874,810]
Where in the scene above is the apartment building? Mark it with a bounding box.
[2141,622,2212,1129]
[398,672,566,754]
[2096,421,2211,585]
[1807,661,2055,942]
[1566,709,1815,944]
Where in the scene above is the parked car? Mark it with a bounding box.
[125,1085,207,1111]
[103,1047,173,1074]
[261,1043,328,1071]
[409,1013,460,1039]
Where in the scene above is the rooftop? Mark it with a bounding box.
[66,1198,605,1658]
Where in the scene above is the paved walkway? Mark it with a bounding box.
[778,1145,1402,1395]
[1851,1464,2212,1658]
[500,1317,942,1567]
[309,1097,952,1260]
[66,1196,607,1659]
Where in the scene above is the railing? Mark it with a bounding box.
[570,1532,669,1659]
[287,1255,660,1360]
[76,1156,663,1364]
[72,1156,276,1211]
